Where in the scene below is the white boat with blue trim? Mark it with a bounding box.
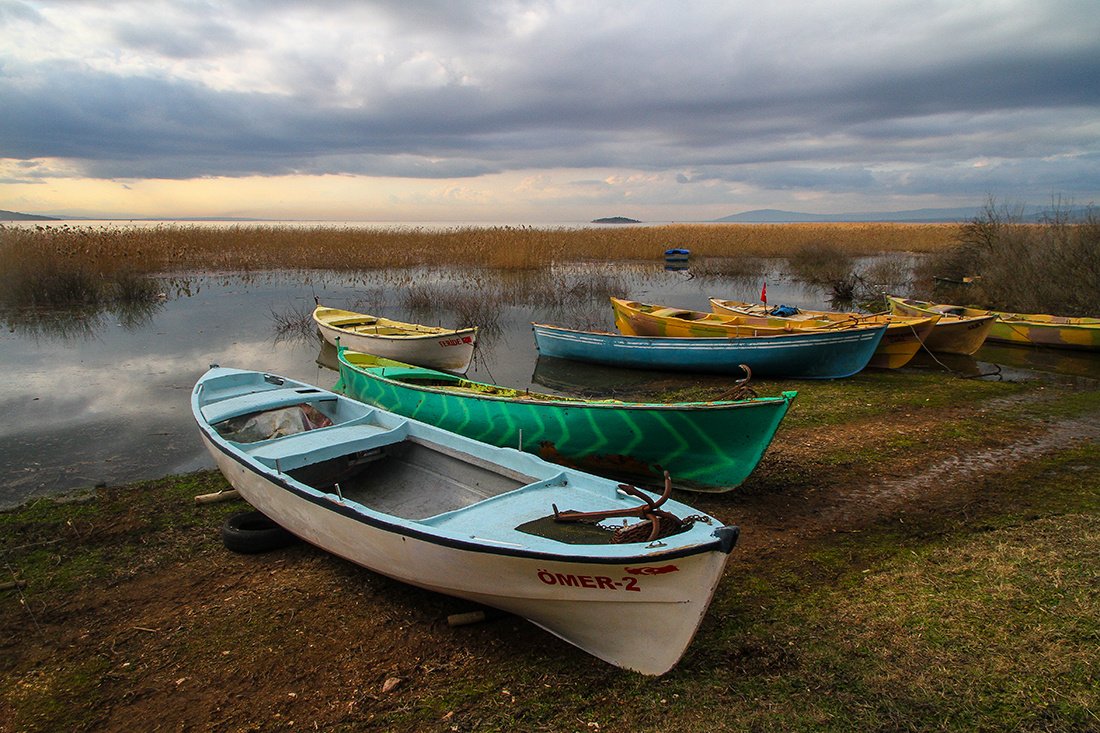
[192,366,739,675]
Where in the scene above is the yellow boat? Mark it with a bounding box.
[611,298,837,339]
[882,296,996,355]
[708,298,939,369]
[610,297,910,367]
[885,296,1100,352]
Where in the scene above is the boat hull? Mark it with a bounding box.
[708,298,937,368]
[886,296,1099,352]
[865,320,936,368]
[314,306,477,371]
[203,439,729,674]
[194,367,736,674]
[884,296,996,355]
[336,351,796,491]
[532,323,886,379]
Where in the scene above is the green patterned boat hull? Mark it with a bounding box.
[336,350,796,492]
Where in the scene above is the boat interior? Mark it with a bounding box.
[343,355,586,402]
[211,397,527,517]
[208,395,659,544]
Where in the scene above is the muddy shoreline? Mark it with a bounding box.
[4,369,1098,732]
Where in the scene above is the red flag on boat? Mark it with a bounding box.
[761,283,767,305]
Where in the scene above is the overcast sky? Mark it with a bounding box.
[2,0,1098,221]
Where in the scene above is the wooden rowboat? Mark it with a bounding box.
[193,366,739,675]
[708,298,940,368]
[612,298,835,338]
[336,350,797,492]
[532,322,887,379]
[882,296,996,355]
[313,304,477,372]
[885,296,1100,352]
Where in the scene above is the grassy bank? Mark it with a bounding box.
[3,371,1097,732]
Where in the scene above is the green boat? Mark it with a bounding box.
[335,349,797,492]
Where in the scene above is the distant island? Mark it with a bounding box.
[0,209,60,221]
[591,217,641,224]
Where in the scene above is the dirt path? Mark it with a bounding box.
[707,405,1100,558]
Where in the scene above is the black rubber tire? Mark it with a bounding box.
[220,510,297,554]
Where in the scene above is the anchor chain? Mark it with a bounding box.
[551,472,701,544]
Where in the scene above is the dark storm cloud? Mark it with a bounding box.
[2,0,1098,206]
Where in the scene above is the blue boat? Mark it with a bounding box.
[193,366,739,674]
[531,321,887,379]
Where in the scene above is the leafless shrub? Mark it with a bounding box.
[918,199,1100,316]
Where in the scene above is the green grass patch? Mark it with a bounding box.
[767,370,1027,429]
[2,371,1098,732]
[1,473,238,592]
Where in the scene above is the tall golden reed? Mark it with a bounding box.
[0,222,959,277]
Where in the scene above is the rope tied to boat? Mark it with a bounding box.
[551,472,702,544]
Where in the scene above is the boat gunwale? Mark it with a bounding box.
[339,351,797,410]
[532,321,889,343]
[613,297,843,333]
[710,297,938,329]
[193,379,729,565]
[313,306,479,342]
[890,296,1100,326]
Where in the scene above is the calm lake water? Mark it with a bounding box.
[2,260,1096,509]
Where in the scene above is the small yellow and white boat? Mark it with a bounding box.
[313,304,477,372]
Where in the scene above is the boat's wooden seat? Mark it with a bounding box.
[201,387,334,425]
[419,475,574,529]
[331,319,378,328]
[244,421,409,471]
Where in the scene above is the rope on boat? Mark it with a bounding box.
[890,297,1005,380]
[551,472,704,544]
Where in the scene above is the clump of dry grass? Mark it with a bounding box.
[786,241,854,286]
[269,301,318,343]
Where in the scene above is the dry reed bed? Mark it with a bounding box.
[0,222,959,275]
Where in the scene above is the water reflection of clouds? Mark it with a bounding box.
[13,262,1091,509]
[3,265,826,503]
[2,338,323,432]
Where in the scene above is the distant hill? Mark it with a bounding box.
[0,209,61,221]
[714,205,1095,224]
[592,216,641,224]
[713,208,982,224]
